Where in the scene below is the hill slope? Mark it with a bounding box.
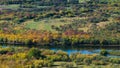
[0,0,120,45]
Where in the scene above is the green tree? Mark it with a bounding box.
[27,48,42,59]
[100,49,108,56]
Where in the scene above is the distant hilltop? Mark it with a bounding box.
[0,0,120,5]
[0,0,90,4]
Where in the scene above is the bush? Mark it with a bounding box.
[109,51,120,56]
[47,54,69,61]
[100,49,108,56]
[0,49,8,54]
[12,53,27,60]
[25,39,34,45]
[83,58,92,65]
[56,50,69,61]
[70,53,85,62]
[27,48,42,59]
[109,58,120,64]
[0,47,14,54]
[92,60,107,65]
[33,60,53,67]
[41,49,55,55]
[60,62,75,68]
[46,54,61,61]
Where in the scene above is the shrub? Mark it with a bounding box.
[27,48,42,59]
[100,49,108,56]
[25,39,34,45]
[56,50,69,61]
[83,58,92,65]
[33,60,53,67]
[109,51,120,56]
[46,54,61,61]
[56,50,68,55]
[0,50,8,54]
[12,53,27,60]
[60,62,75,68]
[109,58,120,64]
[91,55,107,60]
[92,60,107,65]
[69,53,81,61]
[47,54,69,61]
[41,49,55,55]
[4,47,15,52]
[0,47,14,54]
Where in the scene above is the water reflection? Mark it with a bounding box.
[1,44,120,58]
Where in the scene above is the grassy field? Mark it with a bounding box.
[24,17,86,31]
[24,16,113,32]
[0,4,20,10]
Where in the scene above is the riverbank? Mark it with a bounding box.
[0,42,120,46]
[0,46,120,68]
[1,44,120,57]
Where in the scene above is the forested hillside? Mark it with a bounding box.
[0,0,120,45]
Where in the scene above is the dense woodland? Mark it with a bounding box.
[0,0,120,45]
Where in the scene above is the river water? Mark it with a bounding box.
[1,44,120,58]
[51,47,120,57]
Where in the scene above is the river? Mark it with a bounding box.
[1,44,120,58]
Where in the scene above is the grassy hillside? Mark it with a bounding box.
[0,0,120,45]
